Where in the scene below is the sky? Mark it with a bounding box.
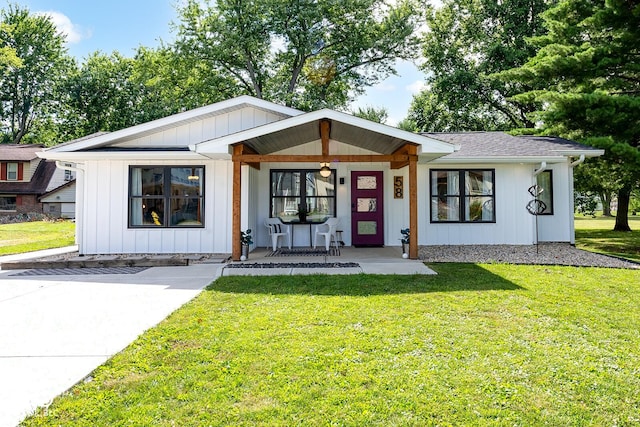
[14,0,427,126]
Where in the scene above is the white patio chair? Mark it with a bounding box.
[313,217,340,251]
[264,217,291,251]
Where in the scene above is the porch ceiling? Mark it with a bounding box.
[241,119,411,155]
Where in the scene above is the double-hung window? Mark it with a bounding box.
[129,166,204,228]
[431,169,495,222]
[7,163,18,181]
[270,169,336,223]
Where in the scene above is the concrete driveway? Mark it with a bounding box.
[0,263,221,426]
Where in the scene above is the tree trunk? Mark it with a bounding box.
[599,191,612,216]
[614,188,632,231]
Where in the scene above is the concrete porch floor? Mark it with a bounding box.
[223,246,436,275]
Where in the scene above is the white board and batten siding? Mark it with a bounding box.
[79,159,234,255]
[421,161,575,245]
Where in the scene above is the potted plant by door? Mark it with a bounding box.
[240,229,253,261]
[400,228,410,258]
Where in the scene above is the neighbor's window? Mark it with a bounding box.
[536,170,554,215]
[270,169,336,223]
[6,163,18,181]
[129,166,204,228]
[430,169,495,222]
[0,195,17,211]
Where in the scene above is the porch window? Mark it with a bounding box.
[270,169,336,223]
[0,195,16,211]
[430,169,495,223]
[536,170,554,215]
[128,166,204,228]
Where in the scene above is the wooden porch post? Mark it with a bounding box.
[408,145,418,259]
[232,145,242,261]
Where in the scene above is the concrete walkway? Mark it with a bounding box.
[0,256,222,427]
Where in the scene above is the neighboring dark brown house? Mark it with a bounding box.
[0,144,75,217]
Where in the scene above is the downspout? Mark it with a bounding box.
[55,161,85,254]
[567,154,585,245]
[533,161,547,176]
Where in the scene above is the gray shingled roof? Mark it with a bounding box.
[0,144,44,161]
[422,132,602,159]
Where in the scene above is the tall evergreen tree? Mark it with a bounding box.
[503,0,640,231]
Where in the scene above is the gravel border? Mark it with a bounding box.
[419,243,639,269]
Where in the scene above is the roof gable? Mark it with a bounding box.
[45,96,303,153]
[193,109,456,157]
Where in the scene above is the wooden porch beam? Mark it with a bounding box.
[320,119,331,157]
[231,145,243,261]
[233,154,418,163]
[390,143,418,169]
[407,144,418,260]
[233,143,260,170]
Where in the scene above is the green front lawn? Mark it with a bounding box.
[23,265,640,426]
[575,215,640,263]
[0,220,75,255]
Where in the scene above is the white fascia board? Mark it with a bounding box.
[37,151,211,161]
[194,109,457,154]
[430,155,570,164]
[553,149,605,157]
[46,95,303,153]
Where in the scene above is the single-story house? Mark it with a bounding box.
[38,96,603,259]
[0,144,76,218]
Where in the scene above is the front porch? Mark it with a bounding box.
[224,245,436,275]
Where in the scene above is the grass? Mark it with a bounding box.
[0,220,75,255]
[23,265,640,426]
[574,214,640,263]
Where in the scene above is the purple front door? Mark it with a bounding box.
[351,171,384,246]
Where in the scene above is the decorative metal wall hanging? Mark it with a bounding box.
[526,184,547,253]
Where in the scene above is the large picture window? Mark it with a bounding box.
[431,169,495,223]
[270,169,336,223]
[129,166,204,228]
[536,170,554,215]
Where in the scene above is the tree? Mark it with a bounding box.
[0,4,72,144]
[174,0,421,111]
[406,0,553,132]
[351,105,388,124]
[60,47,238,139]
[504,0,640,231]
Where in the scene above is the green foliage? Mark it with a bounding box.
[406,0,553,132]
[240,229,253,246]
[22,266,640,425]
[0,220,75,255]
[574,192,598,218]
[400,227,410,244]
[351,105,388,124]
[503,0,640,230]
[0,4,73,144]
[174,0,421,111]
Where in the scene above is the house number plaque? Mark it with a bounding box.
[394,176,403,199]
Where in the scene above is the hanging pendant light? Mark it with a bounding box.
[319,162,331,177]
